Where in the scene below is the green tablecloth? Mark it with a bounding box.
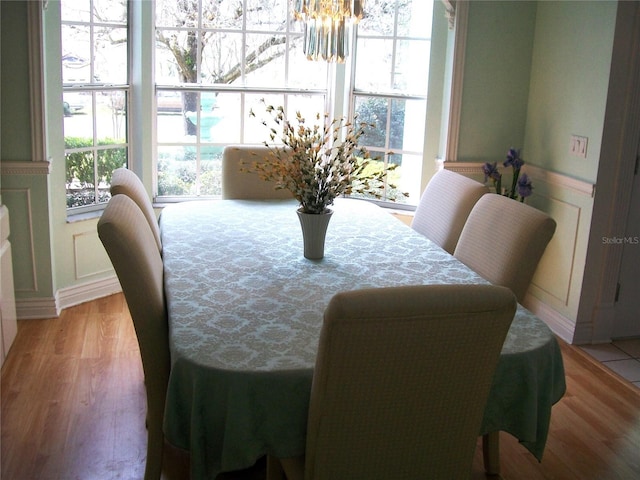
[160,198,566,479]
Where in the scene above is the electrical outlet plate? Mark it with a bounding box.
[570,135,588,158]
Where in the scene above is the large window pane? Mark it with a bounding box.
[287,42,328,89]
[156,145,223,197]
[395,39,430,94]
[201,32,245,84]
[393,98,426,152]
[354,38,393,92]
[389,152,423,201]
[201,2,244,29]
[62,25,91,83]
[209,92,243,143]
[199,146,224,195]
[358,1,398,36]
[246,0,287,30]
[245,93,286,143]
[157,146,198,196]
[94,26,127,84]
[63,91,93,135]
[155,0,199,28]
[98,147,127,190]
[396,0,432,38]
[96,91,127,143]
[62,0,129,213]
[244,33,287,87]
[155,1,329,199]
[351,0,433,206]
[155,29,200,84]
[157,92,192,143]
[354,96,388,148]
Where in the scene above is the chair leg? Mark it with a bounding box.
[144,425,164,480]
[266,455,287,480]
[482,432,501,476]
[266,455,305,480]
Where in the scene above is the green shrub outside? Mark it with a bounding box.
[65,137,126,208]
[65,137,127,186]
[157,147,222,196]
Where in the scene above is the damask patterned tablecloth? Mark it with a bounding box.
[160,198,566,479]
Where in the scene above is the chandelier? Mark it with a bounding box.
[293,0,365,63]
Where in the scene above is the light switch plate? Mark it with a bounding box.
[570,135,588,158]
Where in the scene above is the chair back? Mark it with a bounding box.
[454,193,556,302]
[411,169,488,254]
[97,194,169,480]
[222,145,294,200]
[110,168,162,253]
[304,284,517,480]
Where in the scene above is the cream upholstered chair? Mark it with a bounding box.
[411,168,489,254]
[267,284,517,480]
[454,193,556,303]
[98,195,170,480]
[110,167,162,253]
[222,145,294,200]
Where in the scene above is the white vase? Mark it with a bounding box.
[296,208,333,260]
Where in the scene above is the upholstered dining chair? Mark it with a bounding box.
[454,193,557,303]
[221,145,295,200]
[110,167,162,253]
[411,168,489,254]
[98,194,170,480]
[267,284,517,480]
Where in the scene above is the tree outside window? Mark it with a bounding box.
[61,0,432,209]
[154,0,328,197]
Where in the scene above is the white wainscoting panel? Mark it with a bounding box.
[1,206,18,366]
[73,229,115,280]
[443,162,595,343]
[1,188,38,292]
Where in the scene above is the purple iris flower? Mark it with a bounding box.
[517,173,533,198]
[504,148,524,169]
[482,162,501,182]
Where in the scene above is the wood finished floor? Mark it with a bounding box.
[1,293,639,480]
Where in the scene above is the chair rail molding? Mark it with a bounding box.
[1,161,51,176]
[441,161,595,196]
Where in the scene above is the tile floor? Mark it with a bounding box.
[579,338,640,388]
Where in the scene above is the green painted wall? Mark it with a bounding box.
[457,0,537,164]
[1,1,32,161]
[524,0,617,181]
[1,1,56,303]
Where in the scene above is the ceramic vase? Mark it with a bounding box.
[296,208,333,260]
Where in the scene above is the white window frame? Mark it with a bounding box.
[61,0,130,215]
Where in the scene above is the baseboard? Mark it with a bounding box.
[522,293,576,344]
[16,297,60,320]
[56,276,122,312]
[15,276,122,320]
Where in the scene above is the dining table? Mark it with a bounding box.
[160,197,566,479]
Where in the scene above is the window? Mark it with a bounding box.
[352,0,433,204]
[62,0,129,212]
[154,0,328,198]
[57,0,433,211]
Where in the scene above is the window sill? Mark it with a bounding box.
[66,209,103,223]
